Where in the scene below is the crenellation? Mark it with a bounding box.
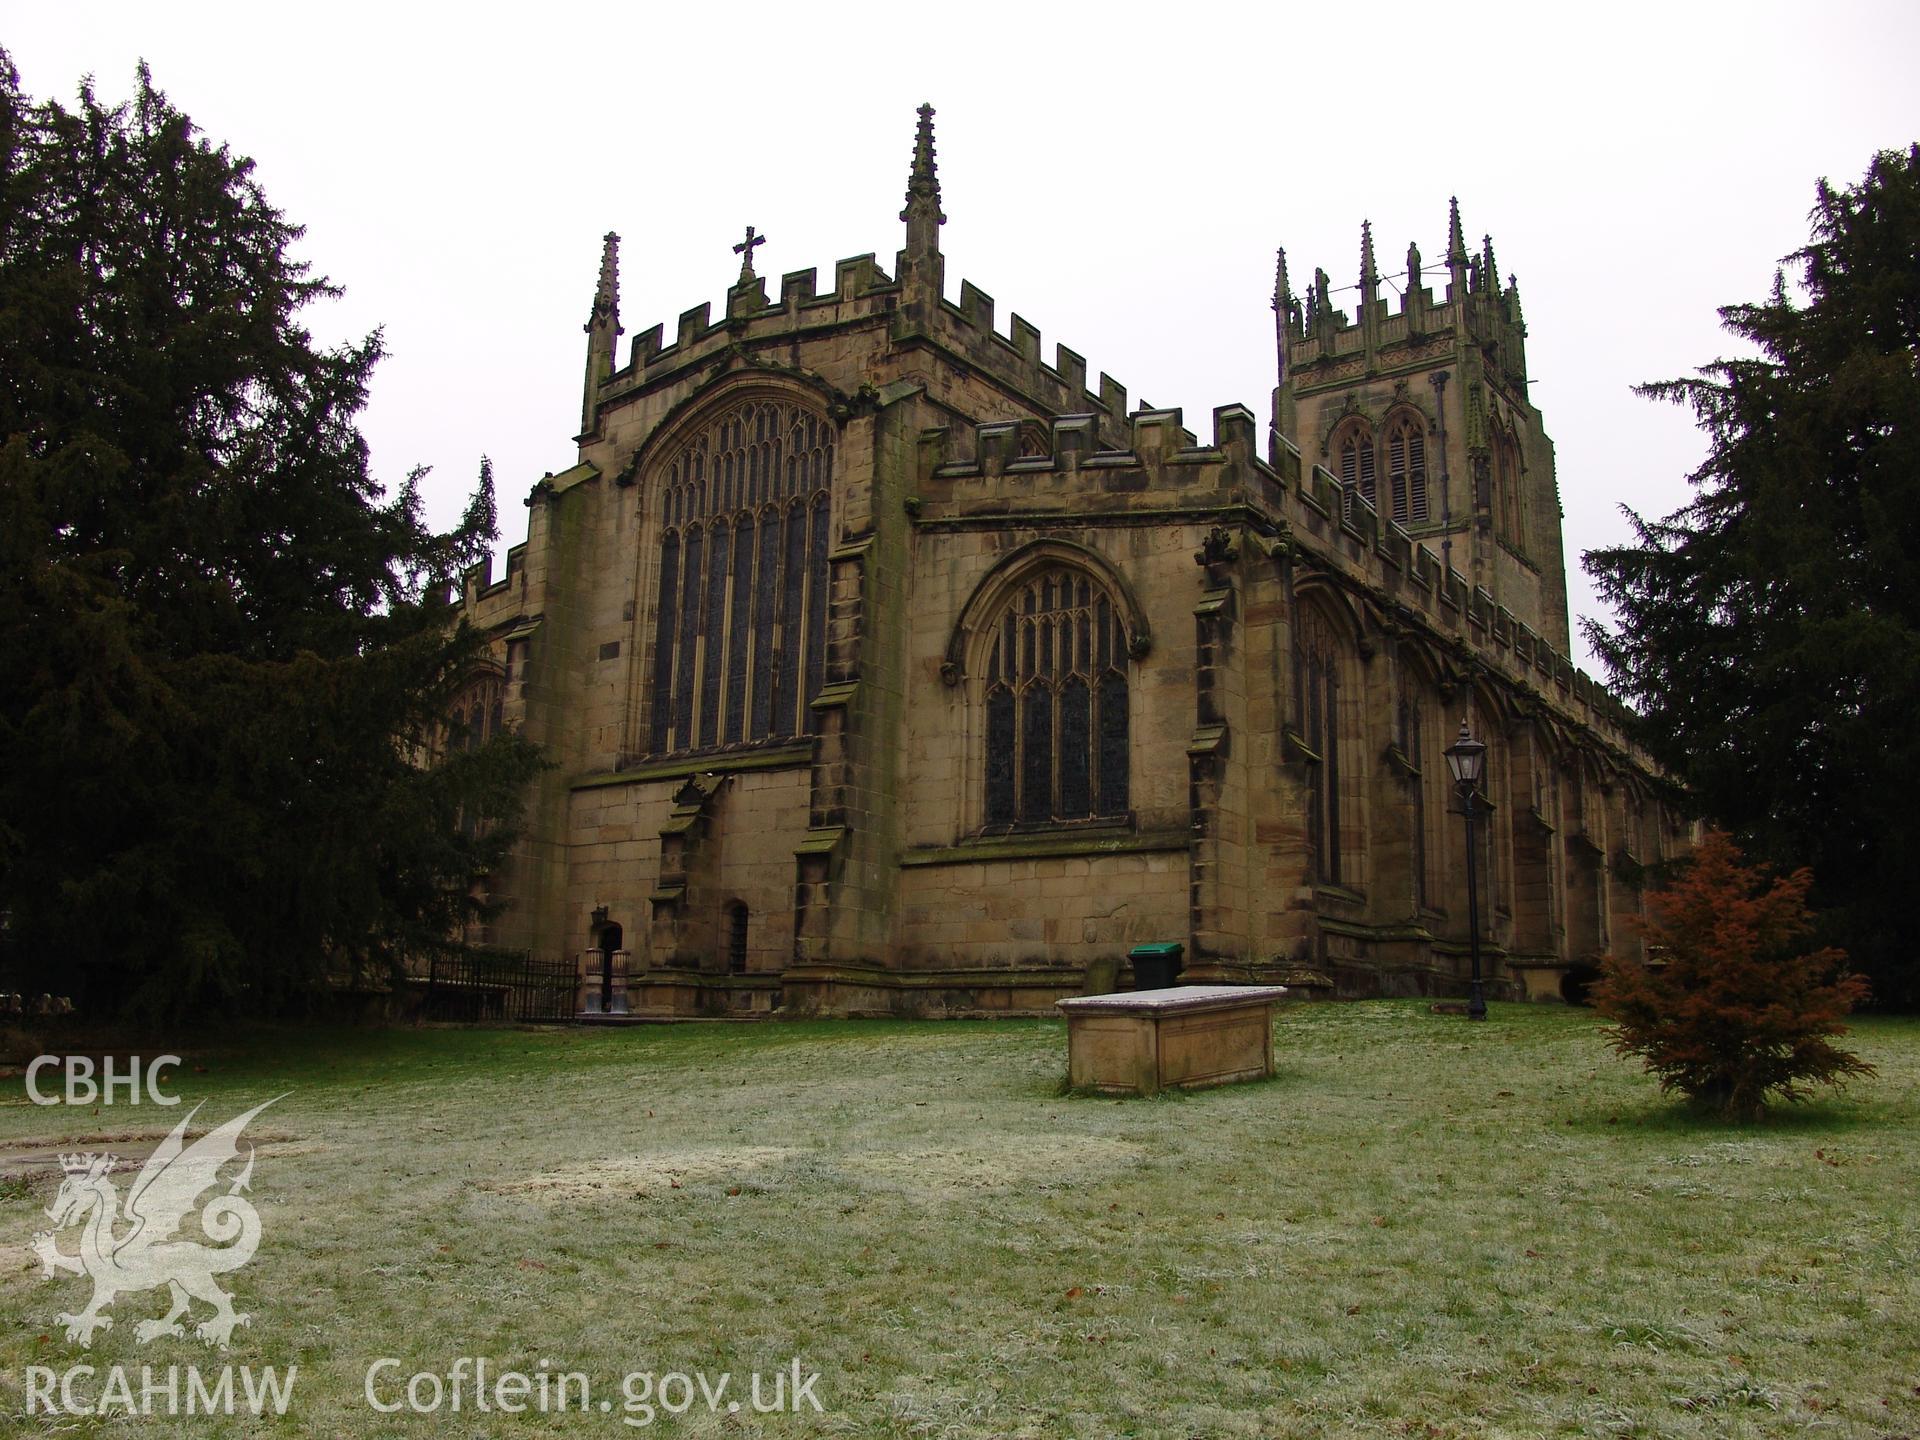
[974,420,1019,475]
[1211,404,1257,456]
[1409,543,1438,594]
[1305,463,1340,521]
[1269,431,1302,487]
[675,301,711,348]
[1344,486,1379,548]
[1128,408,1188,458]
[1378,519,1412,577]
[954,279,994,332]
[1008,313,1041,366]
[1050,414,1099,468]
[779,268,818,307]
[1054,344,1087,398]
[835,252,887,298]
[628,324,663,370]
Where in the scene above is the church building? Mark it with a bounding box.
[452,105,1682,1016]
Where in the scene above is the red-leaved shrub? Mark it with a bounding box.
[1591,830,1872,1121]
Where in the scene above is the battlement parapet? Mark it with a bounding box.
[926,402,1265,482]
[923,276,1134,444]
[591,251,902,412]
[1279,203,1529,391]
[911,413,1642,756]
[455,539,531,618]
[589,249,1139,450]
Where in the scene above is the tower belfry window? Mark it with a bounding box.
[1386,417,1430,526]
[1337,424,1377,509]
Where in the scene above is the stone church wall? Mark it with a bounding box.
[447,108,1684,1018]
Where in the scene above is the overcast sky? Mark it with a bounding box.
[11,2,1919,675]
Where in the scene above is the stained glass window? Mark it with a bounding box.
[1297,606,1344,884]
[980,565,1131,827]
[650,532,680,752]
[646,399,834,753]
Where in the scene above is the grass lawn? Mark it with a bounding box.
[0,1000,1914,1437]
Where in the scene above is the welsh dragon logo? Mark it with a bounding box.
[32,1098,279,1349]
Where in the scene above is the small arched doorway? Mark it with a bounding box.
[725,903,749,975]
[597,921,624,1013]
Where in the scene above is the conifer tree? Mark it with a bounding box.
[0,56,542,1017]
[1591,830,1872,1122]
[1584,145,1920,1007]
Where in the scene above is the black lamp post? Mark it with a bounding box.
[1444,719,1489,1021]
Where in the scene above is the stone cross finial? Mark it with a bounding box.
[733,226,766,281]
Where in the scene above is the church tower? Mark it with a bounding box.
[1271,201,1570,651]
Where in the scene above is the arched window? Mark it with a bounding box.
[442,672,505,756]
[647,398,834,754]
[1492,422,1524,550]
[1466,703,1507,925]
[1497,432,1528,549]
[1295,605,1346,885]
[1335,421,1377,509]
[1385,415,1430,526]
[981,566,1130,827]
[1399,683,1433,909]
[442,670,506,838]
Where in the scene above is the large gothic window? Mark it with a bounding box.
[1385,415,1430,526]
[1295,606,1346,885]
[647,399,834,754]
[982,567,1130,827]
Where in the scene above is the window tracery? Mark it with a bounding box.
[647,399,834,754]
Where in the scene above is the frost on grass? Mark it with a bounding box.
[835,1135,1143,1197]
[483,1145,798,1199]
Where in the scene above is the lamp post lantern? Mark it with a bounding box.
[1444,719,1489,1021]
